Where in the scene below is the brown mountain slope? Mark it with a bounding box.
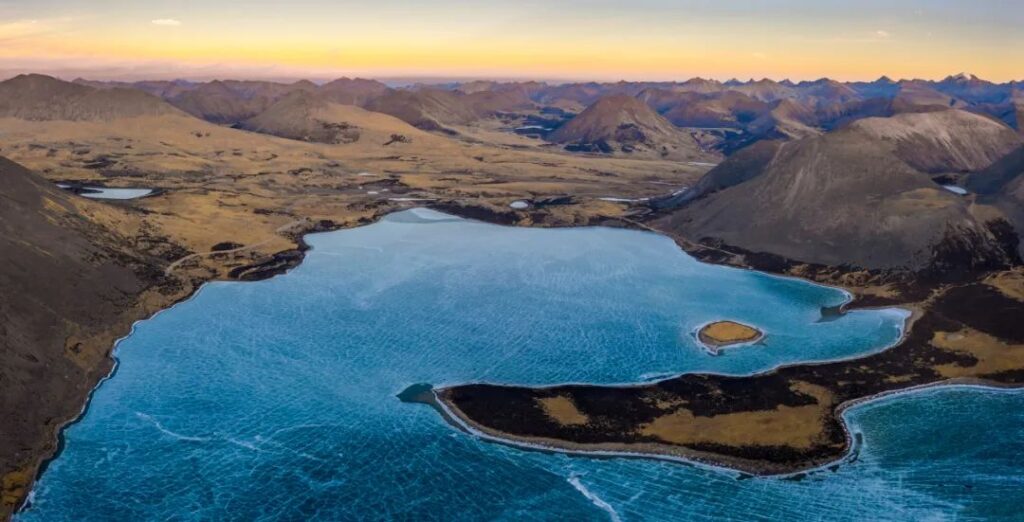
[318,77,391,106]
[239,91,358,143]
[967,145,1024,195]
[0,157,163,514]
[733,79,798,102]
[641,90,768,128]
[463,88,535,115]
[453,80,502,94]
[672,77,726,94]
[166,81,265,123]
[971,100,1024,135]
[891,81,966,112]
[549,94,712,160]
[363,88,480,131]
[968,145,1024,259]
[745,99,820,140]
[794,78,862,107]
[814,97,894,130]
[240,90,441,145]
[933,73,1013,105]
[703,98,823,155]
[849,109,1021,173]
[533,82,618,109]
[0,74,180,121]
[168,80,315,124]
[636,89,702,114]
[658,111,1023,273]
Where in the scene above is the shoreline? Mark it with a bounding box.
[428,385,787,475]
[424,301,927,476]
[12,213,354,516]
[427,268,1024,475]
[13,202,1019,516]
[407,206,1024,475]
[14,282,216,515]
[431,377,1024,478]
[16,205,457,516]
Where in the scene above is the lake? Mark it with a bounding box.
[19,209,1022,521]
[56,184,154,200]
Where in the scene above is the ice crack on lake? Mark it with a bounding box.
[568,475,622,522]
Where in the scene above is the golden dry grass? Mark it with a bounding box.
[985,269,1024,301]
[639,382,833,449]
[1,470,29,509]
[0,112,713,282]
[932,328,1024,378]
[699,320,762,346]
[537,396,590,426]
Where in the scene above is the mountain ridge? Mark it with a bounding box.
[656,109,1024,272]
[549,94,713,160]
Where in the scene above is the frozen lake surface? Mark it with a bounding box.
[20,209,1022,521]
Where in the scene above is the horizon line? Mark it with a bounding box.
[2,70,1020,87]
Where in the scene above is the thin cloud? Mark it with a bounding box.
[0,19,66,46]
[151,19,182,27]
[875,30,890,39]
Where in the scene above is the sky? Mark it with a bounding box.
[0,0,1021,82]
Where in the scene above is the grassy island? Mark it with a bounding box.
[698,321,763,352]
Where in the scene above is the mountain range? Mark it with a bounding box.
[68,72,1023,140]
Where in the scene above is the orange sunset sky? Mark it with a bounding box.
[1,0,1021,82]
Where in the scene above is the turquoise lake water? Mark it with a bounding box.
[19,209,1024,521]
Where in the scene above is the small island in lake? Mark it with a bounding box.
[698,321,762,353]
